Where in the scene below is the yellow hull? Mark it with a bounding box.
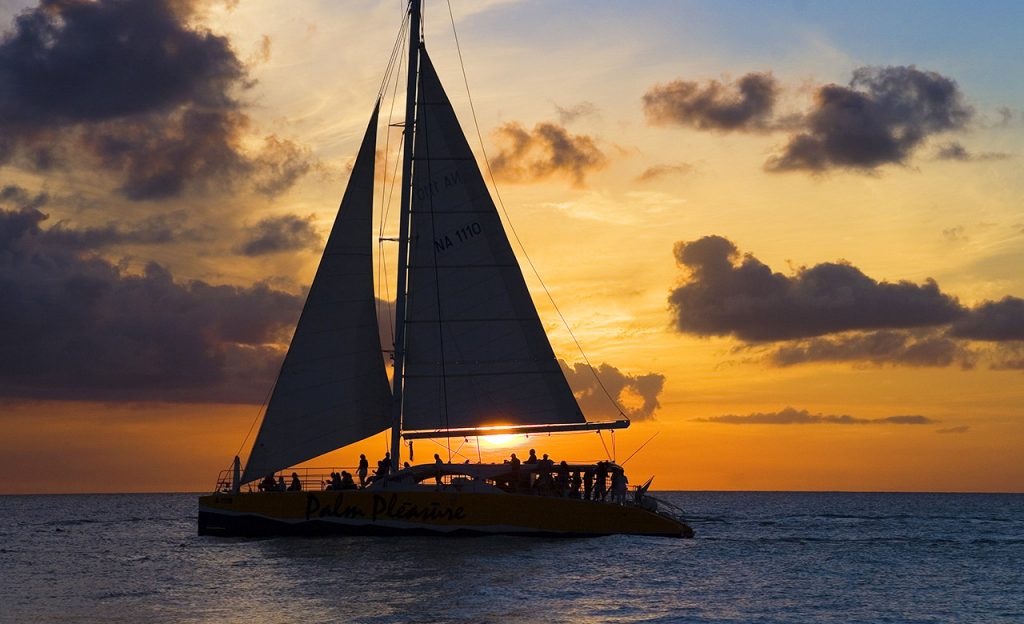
[198,490,693,538]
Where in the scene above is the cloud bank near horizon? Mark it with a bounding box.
[695,407,936,425]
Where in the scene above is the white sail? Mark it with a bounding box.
[400,50,586,434]
[242,103,391,483]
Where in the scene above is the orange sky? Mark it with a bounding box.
[0,1,1021,494]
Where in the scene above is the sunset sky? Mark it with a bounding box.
[1,0,1021,494]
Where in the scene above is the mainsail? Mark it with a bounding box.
[399,49,588,436]
[242,103,392,484]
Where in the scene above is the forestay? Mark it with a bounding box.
[400,50,586,434]
[242,104,392,484]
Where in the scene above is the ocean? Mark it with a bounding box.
[1,492,1021,623]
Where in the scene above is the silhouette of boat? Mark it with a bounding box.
[198,0,693,539]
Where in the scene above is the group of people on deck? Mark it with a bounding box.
[254,448,629,503]
[257,472,302,492]
[505,449,629,503]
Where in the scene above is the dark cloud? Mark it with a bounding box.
[0,184,48,211]
[765,66,972,172]
[643,73,778,132]
[1,186,202,249]
[490,121,607,186]
[252,135,315,197]
[0,0,311,199]
[0,0,240,127]
[670,235,963,341]
[635,163,694,183]
[936,425,970,434]
[695,406,936,425]
[766,330,976,369]
[238,214,321,256]
[0,203,302,402]
[555,101,598,124]
[560,360,664,421]
[951,297,1024,341]
[934,141,1011,162]
[44,212,198,249]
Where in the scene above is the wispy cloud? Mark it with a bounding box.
[695,407,936,425]
[635,163,694,183]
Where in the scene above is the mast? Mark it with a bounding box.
[389,0,421,472]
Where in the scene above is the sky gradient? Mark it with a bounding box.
[1,0,1021,493]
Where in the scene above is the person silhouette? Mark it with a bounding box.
[357,454,369,487]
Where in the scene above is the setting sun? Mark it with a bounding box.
[479,434,528,448]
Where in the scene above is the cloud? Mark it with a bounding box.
[950,297,1024,341]
[635,163,694,183]
[490,121,607,186]
[1,186,202,249]
[936,425,970,434]
[251,135,315,197]
[0,184,48,211]
[559,360,665,421]
[942,225,968,243]
[643,73,779,132]
[0,203,303,402]
[0,0,311,199]
[934,141,1010,162]
[238,214,321,256]
[994,106,1015,128]
[669,235,963,341]
[695,406,936,425]
[765,66,972,172]
[765,330,976,369]
[989,343,1024,370]
[555,101,598,124]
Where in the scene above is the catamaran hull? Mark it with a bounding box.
[198,491,693,538]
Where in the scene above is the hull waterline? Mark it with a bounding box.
[198,490,694,538]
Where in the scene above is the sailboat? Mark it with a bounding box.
[198,1,693,539]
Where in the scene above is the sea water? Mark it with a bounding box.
[1,492,1021,623]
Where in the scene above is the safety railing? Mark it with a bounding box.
[213,466,365,493]
[213,463,654,509]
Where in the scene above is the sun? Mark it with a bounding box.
[480,433,528,447]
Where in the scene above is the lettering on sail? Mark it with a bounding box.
[415,170,463,201]
[434,221,482,253]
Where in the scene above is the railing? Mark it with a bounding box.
[212,464,657,510]
[213,466,365,493]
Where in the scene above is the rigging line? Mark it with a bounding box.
[425,436,471,461]
[230,347,286,474]
[597,430,612,461]
[376,10,410,101]
[376,16,408,352]
[443,0,627,421]
[379,64,405,347]
[380,27,407,236]
[379,36,407,348]
[620,431,659,467]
